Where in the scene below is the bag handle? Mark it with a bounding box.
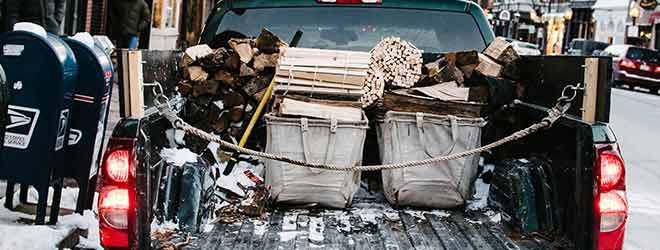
[300,118,338,174]
[416,113,457,158]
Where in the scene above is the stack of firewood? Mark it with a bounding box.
[177,28,287,153]
[274,47,369,100]
[375,37,521,118]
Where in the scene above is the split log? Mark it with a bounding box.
[468,86,489,103]
[220,91,245,107]
[192,80,220,97]
[224,52,242,72]
[213,71,238,86]
[243,74,272,98]
[181,44,213,68]
[275,97,363,122]
[483,37,520,65]
[435,63,464,86]
[443,50,479,66]
[382,91,486,118]
[475,53,503,78]
[460,64,478,79]
[241,185,268,217]
[228,39,255,63]
[197,48,229,72]
[186,66,208,81]
[210,111,232,133]
[230,106,244,122]
[255,28,287,54]
[253,53,279,72]
[177,81,193,95]
[239,63,256,77]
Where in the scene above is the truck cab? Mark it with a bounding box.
[96,1,627,249]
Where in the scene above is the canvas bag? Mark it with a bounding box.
[265,114,368,208]
[378,111,487,208]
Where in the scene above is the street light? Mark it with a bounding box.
[630,4,641,26]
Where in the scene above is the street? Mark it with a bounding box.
[611,88,660,250]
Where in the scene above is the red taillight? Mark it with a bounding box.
[100,188,129,209]
[596,144,627,250]
[317,0,382,3]
[98,187,130,247]
[654,66,660,73]
[619,59,637,69]
[599,152,624,191]
[106,149,130,183]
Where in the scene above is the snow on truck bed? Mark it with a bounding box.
[182,190,552,250]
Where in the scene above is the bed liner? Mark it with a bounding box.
[183,189,554,250]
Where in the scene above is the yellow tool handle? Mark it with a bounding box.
[238,77,276,147]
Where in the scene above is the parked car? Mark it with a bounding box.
[568,39,610,56]
[505,38,542,55]
[603,44,660,93]
[95,1,627,250]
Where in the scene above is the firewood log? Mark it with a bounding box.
[181,44,213,68]
[192,80,220,97]
[239,63,256,77]
[186,66,208,81]
[483,37,520,65]
[253,53,279,72]
[255,28,287,54]
[475,53,503,78]
[229,39,255,64]
[214,71,238,86]
[178,81,193,95]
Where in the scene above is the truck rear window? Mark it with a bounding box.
[208,7,487,53]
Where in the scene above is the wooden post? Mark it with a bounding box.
[581,58,608,123]
[119,50,145,118]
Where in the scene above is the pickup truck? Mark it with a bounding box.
[95,1,627,250]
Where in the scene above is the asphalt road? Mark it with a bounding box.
[610,88,660,250]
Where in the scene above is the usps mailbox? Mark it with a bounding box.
[0,25,77,224]
[61,34,113,213]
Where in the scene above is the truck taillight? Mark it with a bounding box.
[599,152,624,190]
[596,144,627,250]
[97,139,135,249]
[317,0,382,3]
[98,186,130,247]
[106,149,130,183]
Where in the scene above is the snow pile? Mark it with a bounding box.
[160,148,199,166]
[466,164,494,211]
[0,204,101,250]
[308,216,325,243]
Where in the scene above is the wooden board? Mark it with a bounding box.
[582,58,607,123]
[274,85,364,97]
[276,69,365,86]
[276,98,363,122]
[120,50,145,118]
[382,91,486,118]
[274,95,363,109]
[274,77,363,90]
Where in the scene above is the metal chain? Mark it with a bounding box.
[158,85,578,172]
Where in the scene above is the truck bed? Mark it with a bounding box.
[183,189,553,250]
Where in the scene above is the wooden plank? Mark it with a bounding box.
[200,223,227,250]
[382,92,486,118]
[278,65,368,77]
[277,98,364,122]
[399,212,439,250]
[280,58,369,69]
[234,219,256,250]
[426,214,473,250]
[217,221,243,250]
[120,50,145,118]
[295,214,311,250]
[276,70,365,86]
[378,212,414,250]
[412,81,470,101]
[274,77,364,90]
[282,47,371,61]
[274,85,364,97]
[448,215,494,250]
[261,211,284,250]
[250,220,269,249]
[323,214,343,250]
[275,95,363,109]
[582,58,600,123]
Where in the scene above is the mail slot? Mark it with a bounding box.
[60,33,113,213]
[0,23,77,224]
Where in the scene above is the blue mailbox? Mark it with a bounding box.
[60,34,113,214]
[0,24,77,224]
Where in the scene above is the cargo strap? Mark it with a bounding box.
[157,84,579,172]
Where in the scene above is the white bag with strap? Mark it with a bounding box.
[378,111,487,208]
[265,114,368,208]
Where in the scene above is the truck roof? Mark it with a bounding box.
[222,0,479,12]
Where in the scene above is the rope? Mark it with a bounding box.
[162,98,571,172]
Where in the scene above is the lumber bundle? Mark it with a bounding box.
[362,37,423,106]
[274,47,369,101]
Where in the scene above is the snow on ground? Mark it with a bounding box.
[466,164,494,211]
[0,187,102,250]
